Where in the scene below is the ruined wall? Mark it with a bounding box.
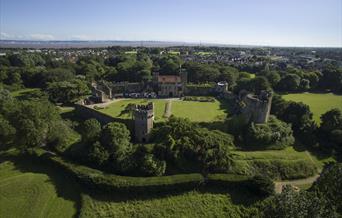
[240,91,272,123]
[185,85,214,96]
[75,104,133,131]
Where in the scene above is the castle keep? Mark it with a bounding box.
[133,102,154,142]
[239,90,273,123]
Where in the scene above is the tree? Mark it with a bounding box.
[39,68,75,87]
[87,141,109,166]
[320,108,342,133]
[139,153,166,176]
[311,163,342,213]
[0,114,16,147]
[151,117,235,173]
[319,66,342,92]
[247,175,274,197]
[260,185,337,218]
[46,79,90,104]
[252,76,271,94]
[244,116,294,149]
[8,100,64,150]
[100,122,132,160]
[276,74,301,92]
[281,102,313,133]
[81,119,101,143]
[265,71,281,87]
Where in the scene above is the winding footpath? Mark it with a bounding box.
[274,174,319,193]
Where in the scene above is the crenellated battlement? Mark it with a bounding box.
[133,102,154,142]
[239,90,273,123]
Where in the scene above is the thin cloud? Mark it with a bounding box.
[70,35,91,40]
[0,32,11,39]
[29,34,54,40]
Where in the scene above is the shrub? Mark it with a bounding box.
[311,163,342,213]
[45,155,204,194]
[246,175,274,197]
[244,116,294,149]
[232,159,317,180]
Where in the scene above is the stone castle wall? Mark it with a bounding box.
[75,104,133,131]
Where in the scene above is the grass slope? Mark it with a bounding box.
[282,92,342,123]
[231,147,319,180]
[99,98,229,122]
[80,191,250,218]
[0,159,80,218]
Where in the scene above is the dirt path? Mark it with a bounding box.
[163,100,172,118]
[274,174,319,193]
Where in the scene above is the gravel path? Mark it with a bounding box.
[274,175,319,193]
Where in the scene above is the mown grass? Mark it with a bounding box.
[99,98,229,122]
[282,92,342,123]
[10,88,40,97]
[0,158,80,218]
[231,147,319,180]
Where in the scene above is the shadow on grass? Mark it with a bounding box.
[82,181,262,208]
[0,155,82,218]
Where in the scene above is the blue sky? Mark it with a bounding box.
[0,0,341,47]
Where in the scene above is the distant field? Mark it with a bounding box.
[80,191,248,218]
[0,159,79,218]
[124,51,137,54]
[168,51,180,55]
[99,98,229,122]
[282,92,342,123]
[195,51,215,55]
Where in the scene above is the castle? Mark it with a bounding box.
[153,70,188,97]
[239,90,273,123]
[133,102,154,142]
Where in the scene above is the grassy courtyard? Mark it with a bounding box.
[99,98,229,122]
[0,158,80,218]
[282,92,342,123]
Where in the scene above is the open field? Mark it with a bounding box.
[282,92,342,123]
[0,158,80,218]
[99,98,229,122]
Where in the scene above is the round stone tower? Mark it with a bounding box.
[133,102,154,142]
[240,90,273,123]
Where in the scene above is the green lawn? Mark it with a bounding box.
[282,92,342,123]
[10,88,40,97]
[99,98,229,122]
[0,158,80,218]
